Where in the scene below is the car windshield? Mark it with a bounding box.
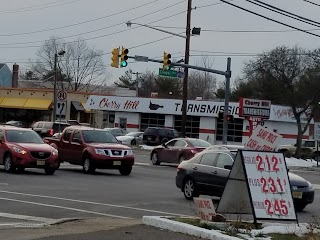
[82,130,118,143]
[6,130,44,144]
[126,132,141,137]
[188,139,211,147]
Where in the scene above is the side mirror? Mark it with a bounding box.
[224,165,232,170]
[73,138,82,144]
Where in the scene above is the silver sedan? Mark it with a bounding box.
[116,132,143,146]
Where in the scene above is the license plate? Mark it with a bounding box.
[148,137,151,140]
[37,161,45,166]
[292,192,303,199]
[113,161,121,166]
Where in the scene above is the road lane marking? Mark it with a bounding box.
[0,197,132,219]
[0,212,54,223]
[0,190,190,217]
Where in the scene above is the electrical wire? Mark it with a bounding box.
[302,0,320,7]
[0,0,83,14]
[245,0,320,27]
[219,0,320,38]
[0,0,167,37]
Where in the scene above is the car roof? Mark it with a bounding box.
[0,125,32,131]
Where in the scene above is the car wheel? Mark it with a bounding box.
[295,203,307,212]
[4,153,15,173]
[119,166,132,176]
[179,155,186,163]
[83,155,96,174]
[151,152,160,165]
[44,168,55,175]
[183,178,198,200]
[131,139,137,145]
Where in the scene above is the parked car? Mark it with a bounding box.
[31,121,71,138]
[6,120,28,128]
[277,140,320,158]
[103,128,128,137]
[116,132,143,146]
[176,148,314,211]
[0,125,59,175]
[44,126,134,175]
[150,138,211,165]
[143,127,180,146]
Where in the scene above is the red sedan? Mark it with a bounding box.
[150,138,212,165]
[0,125,59,175]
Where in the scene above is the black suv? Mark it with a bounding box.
[142,127,180,146]
[31,121,71,138]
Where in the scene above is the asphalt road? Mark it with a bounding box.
[0,149,319,228]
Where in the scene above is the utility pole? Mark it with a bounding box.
[181,0,192,137]
[52,53,58,122]
[133,72,143,97]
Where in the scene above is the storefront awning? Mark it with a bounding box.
[0,97,4,105]
[0,98,28,108]
[24,99,52,110]
[81,102,91,113]
[71,101,85,111]
[0,98,52,110]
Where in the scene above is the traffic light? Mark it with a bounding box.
[163,51,171,71]
[226,114,234,123]
[120,47,129,67]
[111,48,119,68]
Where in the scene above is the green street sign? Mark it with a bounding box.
[159,68,178,78]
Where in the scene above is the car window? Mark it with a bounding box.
[53,123,69,133]
[166,129,174,137]
[71,131,82,143]
[174,140,186,147]
[36,122,44,128]
[83,130,118,143]
[144,128,157,135]
[173,129,180,137]
[166,139,177,147]
[43,122,53,128]
[199,153,217,166]
[188,139,211,147]
[63,129,72,142]
[304,141,315,148]
[215,153,234,168]
[5,130,44,144]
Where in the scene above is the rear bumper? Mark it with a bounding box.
[293,190,314,206]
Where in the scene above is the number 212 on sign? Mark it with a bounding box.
[256,154,281,172]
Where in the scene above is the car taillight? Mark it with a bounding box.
[49,129,54,136]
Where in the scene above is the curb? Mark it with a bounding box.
[0,218,82,229]
[142,216,241,240]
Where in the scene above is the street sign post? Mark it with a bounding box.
[159,68,178,78]
[134,55,149,62]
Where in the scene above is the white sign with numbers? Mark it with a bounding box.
[57,90,67,101]
[243,151,296,220]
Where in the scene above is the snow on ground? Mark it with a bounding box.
[285,157,318,168]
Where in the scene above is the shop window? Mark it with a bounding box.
[140,113,165,131]
[174,115,200,138]
[216,117,243,143]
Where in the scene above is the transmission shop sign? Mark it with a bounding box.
[243,151,296,220]
[239,98,271,119]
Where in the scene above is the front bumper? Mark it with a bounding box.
[13,154,59,169]
[92,155,134,169]
[292,190,315,206]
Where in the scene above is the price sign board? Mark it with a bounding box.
[217,150,297,223]
[193,197,216,221]
[243,151,296,220]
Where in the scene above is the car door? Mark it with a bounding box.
[171,140,187,163]
[0,129,5,164]
[190,152,219,196]
[69,131,84,164]
[159,139,177,163]
[214,152,234,195]
[59,129,73,162]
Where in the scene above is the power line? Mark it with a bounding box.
[0,0,83,14]
[219,0,320,38]
[245,0,320,27]
[302,0,320,7]
[0,0,165,37]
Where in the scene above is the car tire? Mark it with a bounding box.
[183,178,199,200]
[295,203,307,212]
[131,139,137,145]
[151,152,160,165]
[44,168,55,175]
[82,155,96,174]
[119,166,132,176]
[4,153,15,173]
[179,155,186,163]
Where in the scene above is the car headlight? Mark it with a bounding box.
[307,181,314,191]
[13,147,27,155]
[95,149,108,155]
[51,148,58,156]
[127,150,133,156]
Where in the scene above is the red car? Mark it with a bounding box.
[0,125,59,175]
[45,126,134,175]
[150,138,212,165]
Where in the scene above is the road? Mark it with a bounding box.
[0,149,319,229]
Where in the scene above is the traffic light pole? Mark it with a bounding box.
[128,55,232,144]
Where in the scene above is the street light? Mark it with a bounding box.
[52,50,66,122]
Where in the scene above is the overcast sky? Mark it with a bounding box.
[1,0,320,88]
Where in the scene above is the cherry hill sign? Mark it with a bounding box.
[239,97,271,119]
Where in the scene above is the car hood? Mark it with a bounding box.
[87,143,131,149]
[288,172,308,187]
[116,136,133,141]
[10,143,53,152]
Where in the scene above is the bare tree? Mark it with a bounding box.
[30,36,108,91]
[188,56,217,100]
